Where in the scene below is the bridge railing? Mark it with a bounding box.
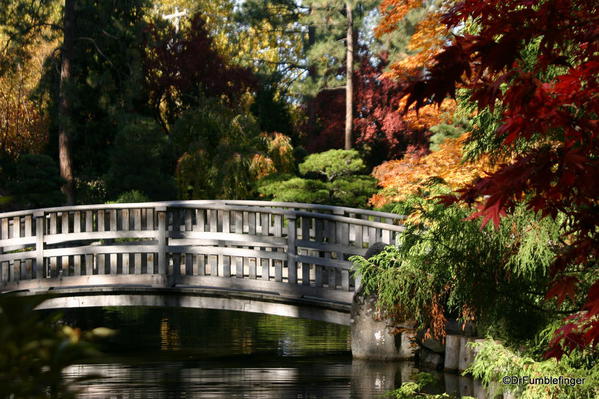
[0,201,404,300]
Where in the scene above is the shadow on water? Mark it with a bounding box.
[56,307,480,398]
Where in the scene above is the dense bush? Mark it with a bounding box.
[257,149,377,208]
[105,116,175,201]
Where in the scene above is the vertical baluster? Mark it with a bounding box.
[70,255,79,276]
[24,259,33,280]
[196,254,205,276]
[234,211,242,234]
[222,255,230,277]
[98,210,105,231]
[49,256,57,278]
[110,210,117,232]
[85,211,93,232]
[1,218,8,240]
[157,207,167,275]
[261,258,269,281]
[73,211,81,234]
[0,261,8,283]
[24,215,32,237]
[134,253,142,274]
[209,210,217,232]
[248,257,256,279]
[222,211,230,233]
[85,254,93,276]
[287,216,297,284]
[248,212,256,235]
[13,217,20,238]
[50,213,57,235]
[133,209,142,231]
[260,213,269,236]
[107,253,116,274]
[185,209,192,231]
[235,256,243,278]
[35,212,45,279]
[121,209,129,231]
[12,260,20,282]
[172,253,180,277]
[195,209,204,232]
[61,212,69,235]
[185,253,193,276]
[123,253,130,275]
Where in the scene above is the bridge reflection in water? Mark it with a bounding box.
[64,359,417,399]
[0,201,404,324]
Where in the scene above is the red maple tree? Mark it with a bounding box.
[390,0,598,356]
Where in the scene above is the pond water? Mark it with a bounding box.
[57,307,464,398]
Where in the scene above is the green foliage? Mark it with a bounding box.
[428,117,469,152]
[257,150,377,208]
[0,294,113,398]
[466,339,598,399]
[107,190,150,204]
[299,149,366,181]
[257,174,330,204]
[105,116,175,201]
[352,184,564,341]
[9,154,65,209]
[172,98,268,200]
[386,372,459,399]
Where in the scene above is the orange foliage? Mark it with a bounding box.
[370,133,496,208]
[378,1,453,80]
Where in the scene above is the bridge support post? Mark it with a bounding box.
[35,211,45,279]
[157,207,167,276]
[287,216,297,284]
[350,293,417,360]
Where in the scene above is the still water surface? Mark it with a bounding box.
[59,307,438,398]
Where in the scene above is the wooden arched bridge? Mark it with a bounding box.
[0,201,403,325]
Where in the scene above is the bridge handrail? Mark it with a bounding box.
[0,200,405,221]
[0,201,404,300]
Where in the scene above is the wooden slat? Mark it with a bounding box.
[185,209,192,231]
[234,211,242,234]
[123,253,130,275]
[50,213,57,235]
[134,253,142,274]
[185,253,193,276]
[24,215,32,237]
[0,218,8,239]
[222,211,230,233]
[122,209,129,231]
[98,210,105,231]
[133,209,142,231]
[261,213,269,236]
[110,210,117,232]
[195,209,204,232]
[85,211,93,232]
[248,257,256,279]
[73,211,81,233]
[248,212,256,235]
[12,260,20,282]
[209,209,217,232]
[235,256,243,278]
[74,255,81,276]
[303,262,312,286]
[62,212,69,234]
[172,253,180,277]
[261,258,269,280]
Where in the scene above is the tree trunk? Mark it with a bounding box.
[58,0,76,204]
[344,1,354,150]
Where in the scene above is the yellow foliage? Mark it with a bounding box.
[370,134,497,208]
[0,40,54,157]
